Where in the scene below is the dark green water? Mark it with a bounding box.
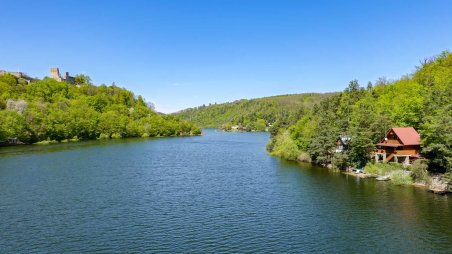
[0,129,451,253]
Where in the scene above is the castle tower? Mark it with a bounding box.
[50,67,62,82]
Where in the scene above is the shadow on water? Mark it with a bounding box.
[0,136,195,158]
[274,157,451,252]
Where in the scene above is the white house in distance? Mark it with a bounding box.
[335,136,351,153]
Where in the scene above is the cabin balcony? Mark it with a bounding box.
[394,150,417,156]
[375,149,386,154]
[385,139,401,144]
[374,149,420,165]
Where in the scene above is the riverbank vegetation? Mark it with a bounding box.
[360,160,452,191]
[267,51,451,177]
[174,93,335,132]
[0,74,201,144]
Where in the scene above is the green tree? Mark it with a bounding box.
[74,74,92,85]
[254,118,267,131]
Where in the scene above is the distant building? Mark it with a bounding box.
[50,67,75,84]
[0,137,25,146]
[374,127,421,165]
[0,70,35,83]
[231,125,240,131]
[335,136,351,153]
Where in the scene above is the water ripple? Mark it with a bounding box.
[0,130,451,253]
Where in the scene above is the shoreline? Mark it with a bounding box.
[0,133,203,148]
[341,170,450,195]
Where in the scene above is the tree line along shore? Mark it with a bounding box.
[1,52,450,192]
[176,51,452,192]
[267,52,451,192]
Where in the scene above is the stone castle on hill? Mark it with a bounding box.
[0,70,35,83]
[0,67,75,84]
[50,67,75,84]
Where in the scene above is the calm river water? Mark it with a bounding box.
[0,129,451,253]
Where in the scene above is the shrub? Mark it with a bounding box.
[271,130,300,161]
[111,133,122,139]
[364,162,404,176]
[422,144,451,173]
[35,139,58,145]
[332,153,349,170]
[364,163,383,175]
[221,123,232,131]
[266,136,277,152]
[191,128,202,135]
[443,172,452,183]
[297,152,312,163]
[390,170,413,185]
[98,133,109,139]
[410,159,430,183]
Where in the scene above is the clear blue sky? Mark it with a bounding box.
[1,0,451,113]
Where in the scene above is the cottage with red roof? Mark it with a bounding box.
[374,127,421,165]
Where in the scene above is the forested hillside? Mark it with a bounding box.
[175,93,335,131]
[0,75,201,144]
[267,51,451,173]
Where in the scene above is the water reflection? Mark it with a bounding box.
[0,130,450,253]
[0,136,190,158]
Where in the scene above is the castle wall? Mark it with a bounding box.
[50,68,62,82]
[0,70,34,83]
[50,68,75,84]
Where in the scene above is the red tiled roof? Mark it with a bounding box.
[391,127,421,145]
